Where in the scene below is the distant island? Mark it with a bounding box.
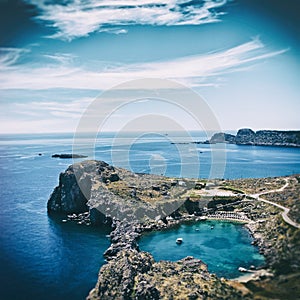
[201,128,300,147]
[51,154,88,159]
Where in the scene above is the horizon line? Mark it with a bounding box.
[0,128,300,136]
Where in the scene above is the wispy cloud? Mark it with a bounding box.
[43,53,77,64]
[12,98,93,119]
[0,39,287,90]
[25,0,228,40]
[0,47,30,69]
[0,96,94,133]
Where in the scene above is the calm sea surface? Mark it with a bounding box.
[0,132,299,299]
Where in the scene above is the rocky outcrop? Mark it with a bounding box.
[206,128,300,147]
[47,160,120,218]
[87,250,155,300]
[47,164,91,214]
[104,221,141,259]
[235,128,256,144]
[209,132,236,144]
[48,160,188,223]
[87,248,249,300]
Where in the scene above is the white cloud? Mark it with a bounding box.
[25,0,228,40]
[0,39,287,90]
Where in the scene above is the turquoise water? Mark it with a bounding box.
[0,132,299,299]
[138,221,265,279]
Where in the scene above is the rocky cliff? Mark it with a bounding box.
[47,160,187,224]
[206,128,300,147]
[47,164,91,214]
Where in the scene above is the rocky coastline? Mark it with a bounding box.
[48,161,300,299]
[202,128,300,147]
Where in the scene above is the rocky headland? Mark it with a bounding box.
[48,161,300,299]
[202,128,300,147]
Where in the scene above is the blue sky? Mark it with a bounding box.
[0,0,299,133]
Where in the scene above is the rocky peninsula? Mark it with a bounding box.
[202,128,300,147]
[48,161,300,299]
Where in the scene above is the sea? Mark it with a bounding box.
[0,132,299,300]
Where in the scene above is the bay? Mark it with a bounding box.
[138,220,265,279]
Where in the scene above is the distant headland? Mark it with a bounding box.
[200,128,300,147]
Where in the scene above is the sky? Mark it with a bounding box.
[0,0,299,134]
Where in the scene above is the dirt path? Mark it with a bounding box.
[248,179,300,229]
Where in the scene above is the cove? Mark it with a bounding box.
[138,220,265,279]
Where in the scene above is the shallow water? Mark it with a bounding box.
[138,220,265,279]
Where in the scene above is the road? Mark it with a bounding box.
[248,178,300,229]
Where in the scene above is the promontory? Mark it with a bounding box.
[48,160,300,299]
[202,128,300,147]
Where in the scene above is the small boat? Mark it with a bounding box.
[210,226,214,229]
[176,238,183,244]
[238,267,248,273]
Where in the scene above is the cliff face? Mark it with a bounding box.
[47,160,187,223]
[47,165,91,214]
[47,160,119,217]
[208,128,300,147]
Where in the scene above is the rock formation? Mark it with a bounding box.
[47,160,187,224]
[87,249,249,300]
[47,160,122,217]
[47,164,91,214]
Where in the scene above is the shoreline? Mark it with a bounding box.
[136,215,268,282]
[87,213,273,299]
[232,268,273,283]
